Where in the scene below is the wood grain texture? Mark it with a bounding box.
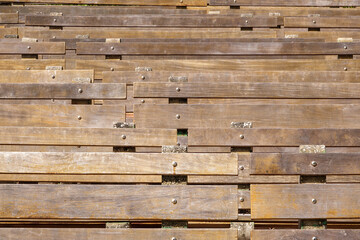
[26,15,277,27]
[0,13,18,24]
[0,184,238,220]
[188,128,360,147]
[0,127,177,146]
[251,229,360,240]
[0,104,125,128]
[251,184,360,219]
[0,42,65,54]
[0,28,17,38]
[134,104,360,129]
[0,152,238,175]
[285,17,360,28]
[209,0,360,6]
[251,153,360,175]
[133,82,360,98]
[0,228,237,240]
[0,83,125,99]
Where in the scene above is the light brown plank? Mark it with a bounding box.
[0,13,18,24]
[0,184,238,220]
[285,17,360,28]
[0,104,124,128]
[188,128,360,147]
[0,42,64,54]
[0,59,65,70]
[0,127,177,146]
[0,152,237,175]
[0,228,237,240]
[0,28,17,38]
[0,83,125,99]
[209,0,360,6]
[327,175,360,183]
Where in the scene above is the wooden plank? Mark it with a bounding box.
[103,70,360,84]
[133,82,360,98]
[251,153,360,175]
[0,70,93,83]
[188,99,360,105]
[209,0,360,6]
[0,0,207,6]
[251,184,360,219]
[0,184,238,220]
[26,15,278,27]
[188,128,360,147]
[0,127,177,146]
[0,152,238,175]
[0,28,17,38]
[327,175,360,183]
[0,83,125,99]
[0,59,65,70]
[0,42,65,55]
[252,229,360,240]
[0,104,125,128]
[0,13,18,24]
[0,228,237,240]
[284,30,360,42]
[188,154,299,184]
[134,104,360,129]
[0,145,113,152]
[285,17,360,28]
[238,189,250,209]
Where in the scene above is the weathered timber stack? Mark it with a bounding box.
[0,0,360,239]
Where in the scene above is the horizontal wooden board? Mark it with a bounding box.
[0,28,17,38]
[0,184,238,220]
[0,42,65,54]
[0,0,207,6]
[188,128,360,147]
[327,175,360,183]
[0,127,177,146]
[285,17,360,28]
[103,70,360,84]
[251,184,360,219]
[0,83,125,99]
[251,153,360,175]
[209,0,360,6]
[133,82,360,98]
[134,104,360,129]
[0,228,237,240]
[283,30,360,42]
[0,152,237,175]
[0,59,65,70]
[0,13,18,24]
[188,99,360,105]
[0,104,124,128]
[26,15,278,27]
[0,70,93,83]
[252,229,360,240]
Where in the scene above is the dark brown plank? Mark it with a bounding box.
[251,153,360,175]
[188,128,360,147]
[209,0,360,6]
[251,184,360,219]
[0,184,238,220]
[252,229,360,240]
[0,42,64,54]
[285,17,360,28]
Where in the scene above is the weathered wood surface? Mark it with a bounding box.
[0,127,177,146]
[0,13,18,24]
[188,128,360,147]
[0,28,17,38]
[26,15,278,27]
[251,184,360,219]
[0,152,237,175]
[0,105,124,128]
[134,104,360,129]
[283,30,360,42]
[0,70,93,83]
[251,229,360,240]
[0,184,238,220]
[0,228,237,240]
[0,42,65,54]
[133,82,360,98]
[0,59,65,70]
[251,153,360,175]
[209,0,360,6]
[0,83,125,99]
[285,17,360,28]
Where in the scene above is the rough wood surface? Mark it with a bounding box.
[0,13,18,24]
[0,42,65,54]
[252,229,360,240]
[0,184,238,220]
[285,17,360,28]
[0,59,65,70]
[209,0,360,6]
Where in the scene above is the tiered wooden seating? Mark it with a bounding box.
[0,1,360,239]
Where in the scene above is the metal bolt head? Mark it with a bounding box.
[234,0,236,2]
[52,36,56,39]
[172,161,178,167]
[26,67,30,70]
[140,99,145,103]
[311,161,318,167]
[77,116,82,120]
[239,197,244,202]
[312,198,317,204]
[172,237,177,240]
[51,75,55,79]
[78,88,83,93]
[344,45,347,49]
[245,20,249,23]
[344,67,348,71]
[53,19,57,22]
[179,0,183,2]
[110,67,114,71]
[239,165,245,170]
[312,237,318,240]
[141,75,145,80]
[27,46,31,49]
[171,198,177,204]
[111,46,115,50]
[176,114,180,119]
[176,87,180,92]
[313,20,316,24]
[121,134,126,140]
[239,134,245,139]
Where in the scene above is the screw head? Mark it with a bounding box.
[171,199,177,204]
[176,114,180,119]
[176,87,180,92]
[239,197,244,202]
[172,161,178,167]
[344,45,347,49]
[239,165,245,170]
[172,237,177,240]
[26,67,30,70]
[179,0,183,2]
[51,75,55,79]
[312,198,317,204]
[140,99,145,103]
[121,134,126,140]
[77,116,82,120]
[245,20,249,23]
[344,67,348,71]
[311,161,318,167]
[52,36,56,39]
[111,46,115,50]
[141,75,145,80]
[53,19,57,22]
[27,46,31,49]
[234,0,236,2]
[110,67,114,71]
[78,88,83,93]
[239,134,245,139]
[312,237,318,240]
[313,20,316,24]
